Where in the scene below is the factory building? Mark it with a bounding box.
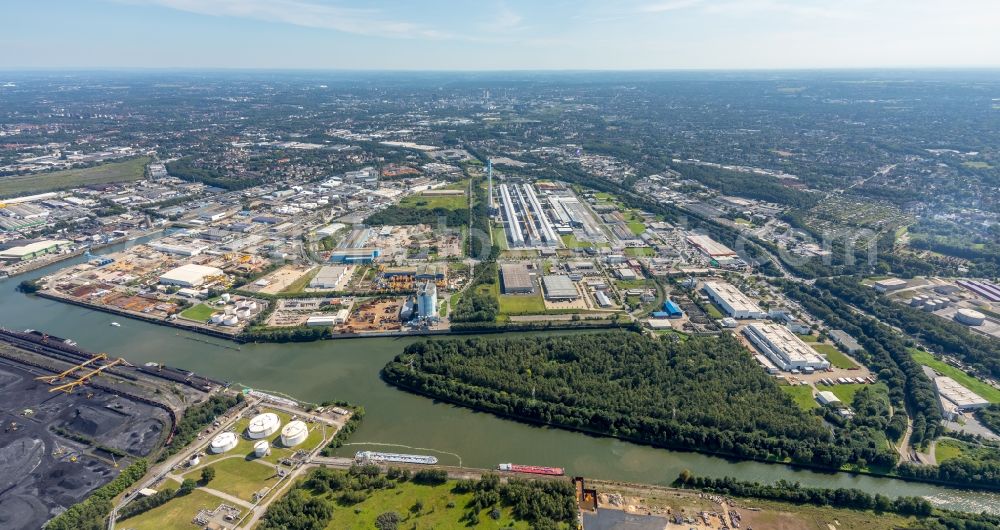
[309,265,348,290]
[542,275,579,300]
[500,263,535,294]
[497,183,560,248]
[149,240,210,257]
[743,322,831,372]
[702,281,766,319]
[329,248,380,264]
[159,264,224,288]
[0,239,71,262]
[417,281,437,319]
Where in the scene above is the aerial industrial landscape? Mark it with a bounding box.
[2,2,1000,529]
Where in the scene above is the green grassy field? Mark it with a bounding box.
[624,247,655,257]
[179,303,216,322]
[811,343,858,369]
[184,458,279,501]
[322,480,534,530]
[781,385,818,411]
[935,439,966,463]
[491,226,509,251]
[910,348,1000,403]
[962,161,993,169]
[119,489,225,530]
[499,293,546,315]
[796,333,819,342]
[398,193,468,210]
[625,211,647,235]
[560,234,594,248]
[703,301,724,319]
[828,383,869,405]
[0,156,150,197]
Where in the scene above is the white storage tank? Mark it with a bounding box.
[955,308,986,326]
[247,412,281,439]
[221,293,232,302]
[280,420,308,447]
[254,440,271,457]
[223,315,239,326]
[210,313,224,324]
[247,301,258,311]
[236,309,251,319]
[210,432,238,454]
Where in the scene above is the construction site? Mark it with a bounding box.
[0,328,221,530]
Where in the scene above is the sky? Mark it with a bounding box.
[2,0,999,70]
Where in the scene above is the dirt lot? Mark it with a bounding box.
[344,298,403,331]
[252,265,315,294]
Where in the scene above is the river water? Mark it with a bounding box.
[1,238,997,514]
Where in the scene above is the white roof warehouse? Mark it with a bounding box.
[159,264,224,288]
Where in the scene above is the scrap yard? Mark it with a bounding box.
[0,328,221,530]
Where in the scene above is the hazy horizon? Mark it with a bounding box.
[3,0,999,70]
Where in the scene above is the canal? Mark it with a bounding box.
[1,238,997,514]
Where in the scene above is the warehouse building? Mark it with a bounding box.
[309,266,348,290]
[934,376,990,411]
[686,234,738,261]
[829,330,863,354]
[743,322,831,372]
[159,264,224,288]
[0,239,71,262]
[874,278,908,293]
[500,263,535,294]
[702,281,766,319]
[542,275,579,300]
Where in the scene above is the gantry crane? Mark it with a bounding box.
[50,358,127,393]
[36,353,108,383]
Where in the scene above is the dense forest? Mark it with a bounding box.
[364,203,467,227]
[165,157,251,190]
[671,163,819,209]
[816,276,1000,379]
[383,332,891,469]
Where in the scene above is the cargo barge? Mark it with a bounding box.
[355,451,438,465]
[498,463,565,476]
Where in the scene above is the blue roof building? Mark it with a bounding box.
[663,300,683,317]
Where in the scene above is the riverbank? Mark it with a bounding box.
[383,364,1000,494]
[1,247,998,514]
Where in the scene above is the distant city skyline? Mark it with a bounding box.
[3,0,999,70]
